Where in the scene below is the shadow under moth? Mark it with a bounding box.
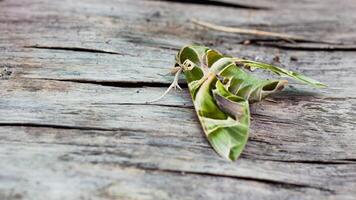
[151,45,325,161]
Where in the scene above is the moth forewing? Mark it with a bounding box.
[235,59,326,88]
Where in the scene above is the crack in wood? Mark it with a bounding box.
[258,158,356,165]
[254,42,356,51]
[0,123,190,138]
[24,45,132,56]
[32,78,189,88]
[150,0,267,10]
[241,38,342,45]
[90,102,194,109]
[322,97,356,101]
[0,122,116,131]
[98,162,335,193]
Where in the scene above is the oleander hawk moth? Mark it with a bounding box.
[153,45,325,161]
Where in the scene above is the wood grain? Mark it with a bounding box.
[1,0,356,199]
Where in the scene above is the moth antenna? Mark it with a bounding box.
[146,67,183,103]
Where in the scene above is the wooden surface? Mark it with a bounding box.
[1,0,356,199]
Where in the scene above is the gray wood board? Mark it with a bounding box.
[1,0,356,199]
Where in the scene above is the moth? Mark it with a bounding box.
[151,45,325,161]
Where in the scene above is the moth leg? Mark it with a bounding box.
[146,67,183,103]
[170,66,181,75]
[148,58,205,103]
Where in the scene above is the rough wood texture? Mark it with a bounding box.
[1,0,356,199]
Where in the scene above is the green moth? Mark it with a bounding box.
[151,45,325,161]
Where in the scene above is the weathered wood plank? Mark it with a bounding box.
[1,0,356,45]
[4,141,349,200]
[1,0,356,96]
[1,0,356,199]
[0,79,356,194]
[2,45,356,98]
